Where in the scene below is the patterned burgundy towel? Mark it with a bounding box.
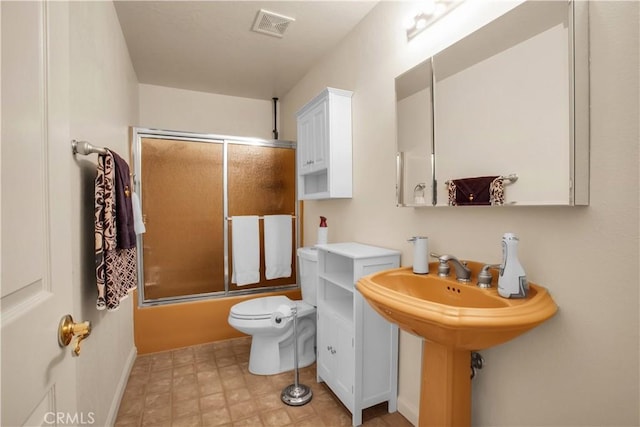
[448,176,505,206]
[95,150,137,311]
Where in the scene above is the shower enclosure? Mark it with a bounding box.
[131,127,298,306]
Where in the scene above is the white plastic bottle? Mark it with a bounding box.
[316,216,328,245]
[498,233,529,298]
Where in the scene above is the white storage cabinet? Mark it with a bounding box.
[296,87,353,200]
[316,242,400,426]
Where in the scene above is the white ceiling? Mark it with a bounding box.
[114,1,379,101]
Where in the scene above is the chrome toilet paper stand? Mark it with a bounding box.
[280,306,313,406]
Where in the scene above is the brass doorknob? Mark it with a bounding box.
[58,315,91,356]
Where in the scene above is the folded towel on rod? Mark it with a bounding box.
[231,216,260,286]
[448,176,505,206]
[264,215,292,280]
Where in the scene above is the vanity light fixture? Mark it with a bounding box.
[405,0,463,41]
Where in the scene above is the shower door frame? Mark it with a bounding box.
[131,127,299,307]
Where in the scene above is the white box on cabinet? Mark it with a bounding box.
[296,87,353,200]
[316,242,400,426]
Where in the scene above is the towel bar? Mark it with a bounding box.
[445,174,518,186]
[71,140,107,156]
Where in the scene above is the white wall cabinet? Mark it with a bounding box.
[296,87,353,200]
[316,242,400,426]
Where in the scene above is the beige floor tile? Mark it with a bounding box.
[152,359,174,371]
[293,417,326,427]
[172,414,202,427]
[173,398,200,419]
[147,377,173,395]
[114,414,141,427]
[255,392,285,411]
[221,375,247,391]
[231,414,263,427]
[285,401,316,422]
[228,399,259,422]
[174,364,196,378]
[118,397,144,419]
[224,387,252,406]
[261,408,292,426]
[200,392,227,412]
[218,365,242,379]
[173,383,200,403]
[202,407,232,426]
[145,392,171,410]
[141,405,171,426]
[199,378,224,396]
[195,360,218,372]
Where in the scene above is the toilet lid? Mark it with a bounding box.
[230,296,314,320]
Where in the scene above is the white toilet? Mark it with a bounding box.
[228,247,318,375]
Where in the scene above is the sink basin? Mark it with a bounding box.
[356,262,557,427]
[356,262,557,350]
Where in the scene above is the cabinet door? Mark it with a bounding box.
[316,310,333,382]
[309,99,328,171]
[332,318,355,404]
[297,99,329,176]
[297,112,315,175]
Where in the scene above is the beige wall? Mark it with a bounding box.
[69,2,139,425]
[138,83,275,139]
[283,1,639,426]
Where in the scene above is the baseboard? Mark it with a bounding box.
[105,346,137,426]
[398,395,419,426]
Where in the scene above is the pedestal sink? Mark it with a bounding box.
[356,262,557,427]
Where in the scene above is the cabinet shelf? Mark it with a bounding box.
[319,271,354,291]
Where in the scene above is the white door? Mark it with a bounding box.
[1,2,78,425]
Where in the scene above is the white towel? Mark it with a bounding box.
[264,215,292,280]
[131,192,146,235]
[231,216,260,286]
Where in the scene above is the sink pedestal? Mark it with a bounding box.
[421,342,471,427]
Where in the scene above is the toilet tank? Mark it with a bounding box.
[297,247,318,307]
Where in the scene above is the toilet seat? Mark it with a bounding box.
[229,296,314,321]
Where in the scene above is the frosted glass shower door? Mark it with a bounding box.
[140,137,224,300]
[227,143,297,291]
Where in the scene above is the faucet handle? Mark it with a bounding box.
[477,264,501,288]
[430,253,450,277]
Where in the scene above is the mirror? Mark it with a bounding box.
[395,59,434,206]
[395,0,589,206]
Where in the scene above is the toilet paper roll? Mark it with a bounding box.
[270,304,293,328]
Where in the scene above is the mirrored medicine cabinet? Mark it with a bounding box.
[395,0,589,207]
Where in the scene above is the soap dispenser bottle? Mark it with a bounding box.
[498,233,528,298]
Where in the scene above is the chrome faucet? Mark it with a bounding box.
[430,253,472,283]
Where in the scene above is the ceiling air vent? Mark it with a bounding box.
[251,9,295,38]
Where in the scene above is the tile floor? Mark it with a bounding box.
[115,337,413,427]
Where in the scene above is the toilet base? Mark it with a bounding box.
[248,317,316,375]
